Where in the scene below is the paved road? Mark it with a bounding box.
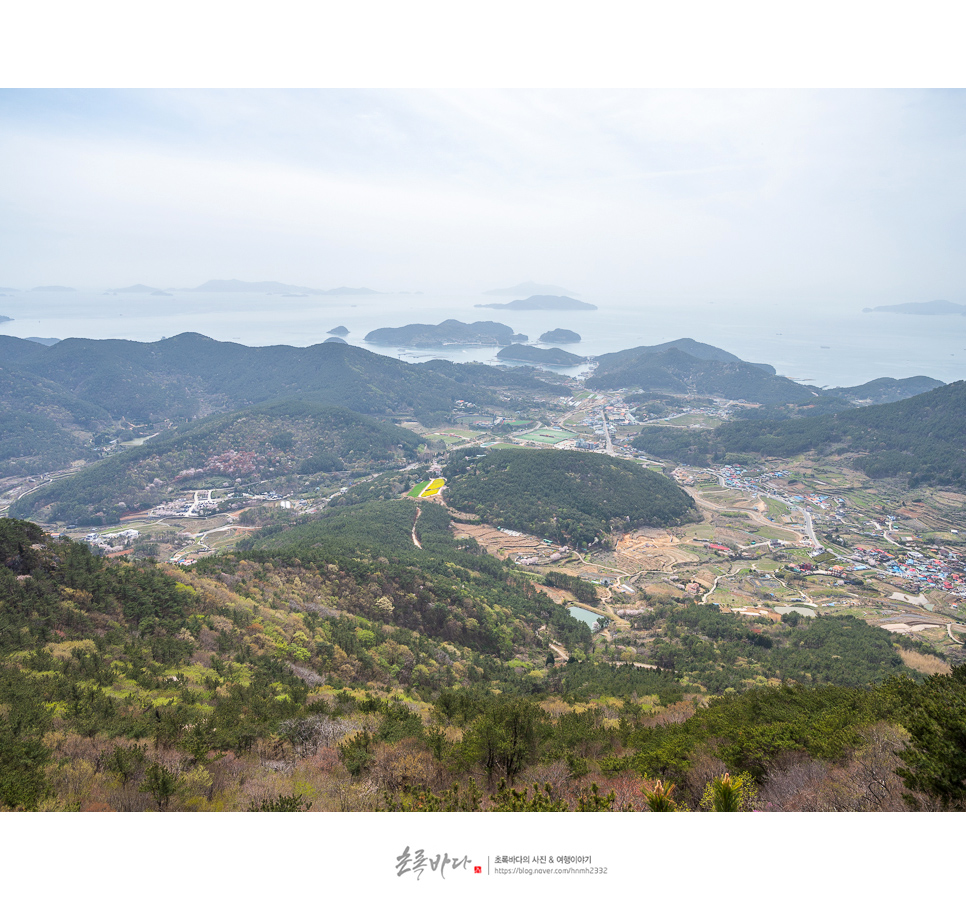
[601,410,615,455]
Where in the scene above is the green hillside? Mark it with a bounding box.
[1,514,961,813]
[633,379,966,487]
[0,334,567,472]
[587,347,830,407]
[9,401,424,524]
[442,448,698,547]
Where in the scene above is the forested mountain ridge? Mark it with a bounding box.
[824,375,944,405]
[587,347,828,407]
[594,337,776,374]
[0,334,566,473]
[633,378,966,487]
[8,401,426,525]
[364,319,524,346]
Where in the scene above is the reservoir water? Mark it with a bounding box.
[568,606,604,629]
[0,289,963,388]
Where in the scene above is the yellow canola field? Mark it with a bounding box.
[420,477,446,497]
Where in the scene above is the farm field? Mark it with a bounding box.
[419,477,446,497]
[515,428,574,445]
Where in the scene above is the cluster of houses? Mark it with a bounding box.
[83,528,140,555]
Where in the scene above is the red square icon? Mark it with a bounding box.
[474,866,482,874]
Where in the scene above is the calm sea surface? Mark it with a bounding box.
[1,290,963,389]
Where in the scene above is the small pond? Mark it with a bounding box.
[568,606,604,629]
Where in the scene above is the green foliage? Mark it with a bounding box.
[241,501,594,657]
[634,380,966,488]
[890,664,966,808]
[643,780,682,812]
[629,683,896,786]
[339,730,376,777]
[636,601,910,692]
[248,793,311,812]
[699,771,758,812]
[543,570,599,604]
[589,345,825,406]
[443,448,697,547]
[459,698,550,785]
[0,332,571,475]
[139,761,179,811]
[12,400,422,521]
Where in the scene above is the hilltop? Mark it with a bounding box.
[475,294,597,311]
[539,328,581,344]
[588,347,819,407]
[595,337,776,374]
[364,319,525,347]
[442,448,698,547]
[496,343,584,366]
[825,376,945,405]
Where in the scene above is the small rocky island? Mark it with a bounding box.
[496,343,585,366]
[0,315,12,323]
[324,336,347,344]
[364,319,526,347]
[475,294,597,311]
[539,328,581,344]
[327,325,350,335]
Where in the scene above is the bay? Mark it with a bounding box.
[0,289,962,388]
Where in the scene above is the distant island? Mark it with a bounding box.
[0,315,12,323]
[107,284,163,294]
[365,319,526,347]
[496,343,585,366]
[483,281,576,296]
[475,294,597,311]
[30,286,75,292]
[324,336,347,344]
[539,328,581,344]
[25,337,60,346]
[863,300,966,315]
[0,287,19,293]
[327,326,350,335]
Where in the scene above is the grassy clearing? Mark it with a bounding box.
[407,480,430,497]
[651,413,724,428]
[516,428,573,445]
[762,496,788,519]
[897,648,952,676]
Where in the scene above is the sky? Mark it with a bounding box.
[1,87,964,306]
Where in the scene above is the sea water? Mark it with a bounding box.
[0,289,963,388]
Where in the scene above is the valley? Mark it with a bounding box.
[2,333,965,813]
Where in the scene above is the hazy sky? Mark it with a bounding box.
[1,88,964,305]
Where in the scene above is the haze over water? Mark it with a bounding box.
[2,288,962,388]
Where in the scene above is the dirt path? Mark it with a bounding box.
[548,640,569,662]
[411,504,422,549]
